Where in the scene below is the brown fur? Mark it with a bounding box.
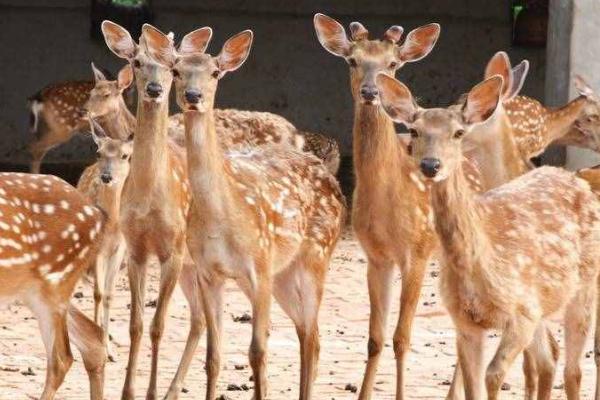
[0,172,107,400]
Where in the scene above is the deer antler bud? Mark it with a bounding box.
[384,25,404,43]
[349,21,369,41]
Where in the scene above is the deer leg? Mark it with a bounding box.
[121,258,149,400]
[103,240,127,362]
[393,255,427,400]
[248,276,272,400]
[199,275,225,400]
[273,259,325,400]
[147,252,185,400]
[358,258,395,400]
[67,305,106,400]
[32,300,73,400]
[93,253,106,326]
[595,274,600,400]
[456,325,485,400]
[164,262,206,400]
[522,322,557,400]
[564,287,594,400]
[29,144,48,174]
[486,316,537,400]
[446,364,465,400]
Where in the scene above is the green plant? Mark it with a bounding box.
[111,0,146,6]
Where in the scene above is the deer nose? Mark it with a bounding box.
[100,173,113,184]
[420,158,441,178]
[184,89,202,104]
[146,82,163,98]
[360,86,379,101]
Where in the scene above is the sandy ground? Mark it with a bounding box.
[0,230,596,399]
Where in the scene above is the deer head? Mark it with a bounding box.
[143,27,253,113]
[376,73,503,181]
[101,21,175,103]
[313,13,440,106]
[573,75,600,150]
[90,119,133,186]
[84,63,133,119]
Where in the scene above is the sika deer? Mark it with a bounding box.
[101,21,193,400]
[77,121,132,362]
[0,172,107,400]
[142,26,345,400]
[314,14,441,400]
[377,72,600,400]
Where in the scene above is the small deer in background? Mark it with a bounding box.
[28,80,93,173]
[377,72,600,400]
[314,13,441,400]
[142,25,345,400]
[0,172,107,400]
[77,120,132,362]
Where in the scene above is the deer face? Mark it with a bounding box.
[574,76,600,151]
[101,21,175,103]
[91,121,133,186]
[85,64,133,118]
[314,13,440,106]
[377,73,503,181]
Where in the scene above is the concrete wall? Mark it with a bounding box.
[0,1,546,165]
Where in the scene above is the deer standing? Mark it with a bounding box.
[0,172,107,400]
[314,14,443,400]
[142,25,345,400]
[100,21,194,400]
[28,80,94,173]
[378,72,600,400]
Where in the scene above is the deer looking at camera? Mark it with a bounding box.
[142,25,345,400]
[0,172,107,400]
[100,21,193,400]
[378,72,600,400]
[314,14,442,400]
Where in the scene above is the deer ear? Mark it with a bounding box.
[383,25,404,43]
[314,13,351,57]
[101,20,137,60]
[179,27,213,56]
[575,75,596,99]
[396,23,440,63]
[376,73,418,123]
[117,64,134,91]
[484,51,512,99]
[462,75,503,125]
[91,62,107,83]
[141,24,176,67]
[89,119,106,146]
[507,60,529,100]
[216,30,253,76]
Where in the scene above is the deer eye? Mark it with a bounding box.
[453,129,465,139]
[389,61,398,69]
[172,69,180,78]
[409,128,419,138]
[212,70,220,79]
[133,60,141,68]
[96,151,101,159]
[122,154,128,160]
[347,58,357,68]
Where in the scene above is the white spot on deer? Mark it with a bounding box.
[42,245,52,254]
[245,196,256,205]
[60,200,70,210]
[83,205,94,216]
[76,212,85,221]
[43,204,55,215]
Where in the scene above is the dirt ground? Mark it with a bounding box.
[0,230,596,399]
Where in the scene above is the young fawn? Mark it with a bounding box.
[142,26,345,400]
[0,172,107,400]
[378,73,600,400]
[77,121,132,362]
[101,21,193,400]
[314,13,441,400]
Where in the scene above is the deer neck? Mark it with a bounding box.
[127,100,170,200]
[97,99,136,140]
[464,109,527,190]
[352,103,405,183]
[183,109,231,219]
[551,125,592,148]
[96,180,125,225]
[430,165,490,275]
[544,96,587,144]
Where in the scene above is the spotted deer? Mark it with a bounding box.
[378,72,600,400]
[0,172,107,400]
[142,25,345,400]
[28,80,93,173]
[100,21,193,400]
[314,14,442,400]
[77,121,132,362]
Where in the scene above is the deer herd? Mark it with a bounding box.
[3,11,600,400]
